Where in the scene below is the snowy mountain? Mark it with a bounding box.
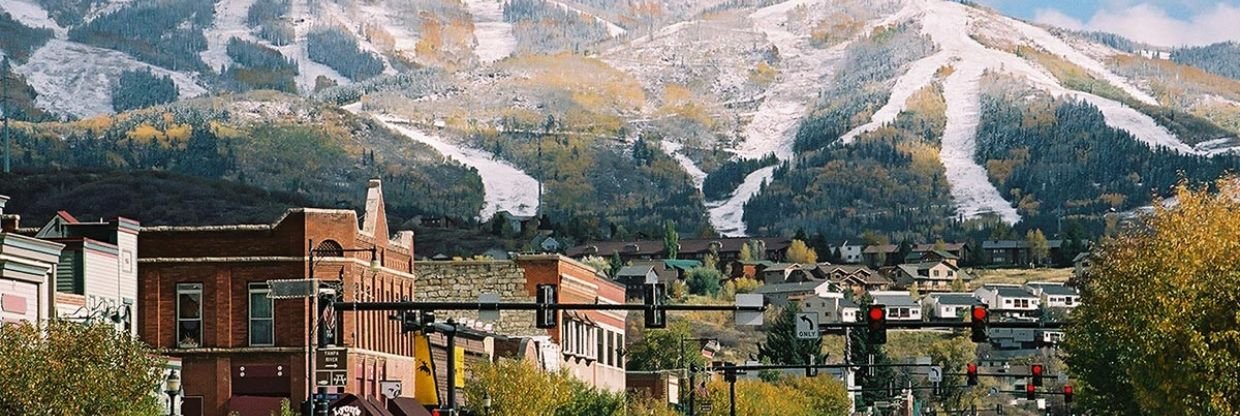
[4,0,1240,242]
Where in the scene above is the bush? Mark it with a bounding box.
[686,267,723,296]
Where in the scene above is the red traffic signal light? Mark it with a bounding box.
[1031,363,1044,386]
[866,304,887,345]
[970,305,989,343]
[1063,385,1073,403]
[966,363,978,386]
[1026,383,1036,400]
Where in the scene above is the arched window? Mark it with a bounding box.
[315,240,344,257]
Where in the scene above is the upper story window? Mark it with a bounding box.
[315,240,345,257]
[249,283,274,346]
[176,283,203,348]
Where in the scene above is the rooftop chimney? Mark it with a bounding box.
[1,214,18,233]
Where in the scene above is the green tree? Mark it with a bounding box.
[0,320,165,415]
[625,321,704,371]
[758,303,822,365]
[1026,228,1049,265]
[1065,178,1240,415]
[739,243,753,262]
[685,267,723,296]
[664,220,680,259]
[462,358,575,415]
[556,381,624,416]
[608,252,624,278]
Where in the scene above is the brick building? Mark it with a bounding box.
[416,255,628,392]
[137,180,420,416]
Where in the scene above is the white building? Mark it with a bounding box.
[1024,282,1081,310]
[0,196,65,324]
[870,290,921,321]
[798,291,860,323]
[923,292,982,321]
[31,211,141,335]
[974,284,1040,318]
[836,241,865,264]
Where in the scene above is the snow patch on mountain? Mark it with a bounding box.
[659,140,706,189]
[465,0,517,63]
[16,40,207,118]
[0,0,65,37]
[708,166,775,237]
[359,110,542,219]
[939,64,1021,223]
[279,0,350,92]
[545,0,626,38]
[201,0,259,71]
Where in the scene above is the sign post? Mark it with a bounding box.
[796,312,820,340]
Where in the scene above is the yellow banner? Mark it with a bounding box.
[454,346,466,388]
[413,332,440,406]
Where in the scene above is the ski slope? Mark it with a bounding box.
[201,0,259,71]
[658,140,706,189]
[545,0,626,38]
[16,40,207,118]
[363,112,542,220]
[0,0,66,38]
[708,166,775,237]
[836,0,1202,224]
[465,0,517,63]
[280,0,351,93]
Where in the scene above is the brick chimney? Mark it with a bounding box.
[0,195,16,232]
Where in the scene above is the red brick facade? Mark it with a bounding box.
[138,180,419,416]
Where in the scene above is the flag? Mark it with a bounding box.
[413,332,440,406]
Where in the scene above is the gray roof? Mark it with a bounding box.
[754,281,833,295]
[840,297,860,308]
[990,286,1035,298]
[872,293,919,307]
[981,240,1064,249]
[930,293,981,305]
[616,265,654,277]
[1028,283,1078,296]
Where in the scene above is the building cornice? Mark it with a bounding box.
[139,256,417,280]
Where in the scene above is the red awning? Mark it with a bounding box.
[330,394,397,416]
[388,397,434,416]
[227,396,285,416]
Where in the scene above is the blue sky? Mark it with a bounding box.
[975,1,1240,46]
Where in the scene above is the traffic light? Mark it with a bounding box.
[866,304,887,345]
[1025,383,1036,400]
[805,354,818,378]
[420,310,436,333]
[966,363,978,386]
[536,284,557,329]
[400,310,419,333]
[1030,363,1044,387]
[644,283,667,328]
[1063,385,1073,403]
[970,305,989,343]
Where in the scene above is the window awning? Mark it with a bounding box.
[227,396,285,416]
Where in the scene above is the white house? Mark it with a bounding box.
[870,290,921,321]
[974,284,1040,318]
[32,211,141,335]
[923,292,982,321]
[889,260,970,293]
[835,241,865,264]
[0,196,66,325]
[1024,282,1081,309]
[756,280,838,308]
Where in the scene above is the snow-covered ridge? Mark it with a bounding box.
[0,0,66,38]
[545,0,626,38]
[201,0,259,71]
[465,0,517,63]
[349,106,542,220]
[16,40,207,119]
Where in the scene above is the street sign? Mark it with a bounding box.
[317,348,347,370]
[796,312,820,339]
[479,293,500,322]
[379,380,402,399]
[927,366,943,383]
[315,370,349,387]
[267,279,317,299]
[735,294,764,326]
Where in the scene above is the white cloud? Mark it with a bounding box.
[1033,2,1240,47]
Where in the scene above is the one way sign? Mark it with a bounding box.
[796,312,820,339]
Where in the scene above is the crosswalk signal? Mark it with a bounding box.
[1031,363,1044,387]
[966,363,978,386]
[970,305,989,343]
[866,304,887,345]
[1063,385,1073,403]
[536,284,557,329]
[644,283,667,328]
[1025,383,1036,400]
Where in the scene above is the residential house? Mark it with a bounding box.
[869,291,921,321]
[754,280,838,308]
[922,293,982,321]
[137,180,420,416]
[566,237,792,264]
[822,265,891,296]
[973,285,1040,319]
[614,264,661,300]
[887,261,970,293]
[798,291,859,324]
[903,249,959,267]
[862,245,899,267]
[833,241,865,264]
[910,243,970,264]
[626,373,680,406]
[662,259,702,280]
[1072,252,1092,280]
[0,195,65,325]
[759,263,818,283]
[980,240,1064,267]
[1023,282,1080,310]
[730,260,774,280]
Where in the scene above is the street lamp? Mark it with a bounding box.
[164,370,182,416]
[305,241,381,416]
[680,336,717,416]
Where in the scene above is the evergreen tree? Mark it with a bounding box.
[607,252,623,278]
[758,302,822,366]
[663,220,679,259]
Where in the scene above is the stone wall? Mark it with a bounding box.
[415,261,542,336]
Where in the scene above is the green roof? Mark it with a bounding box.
[663,259,702,271]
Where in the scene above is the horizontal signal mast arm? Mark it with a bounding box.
[332,301,766,312]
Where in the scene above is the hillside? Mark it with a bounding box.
[2,0,1239,245]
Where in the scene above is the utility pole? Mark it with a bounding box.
[2,58,11,174]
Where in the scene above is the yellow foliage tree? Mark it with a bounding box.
[787,240,818,264]
[1065,177,1240,415]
